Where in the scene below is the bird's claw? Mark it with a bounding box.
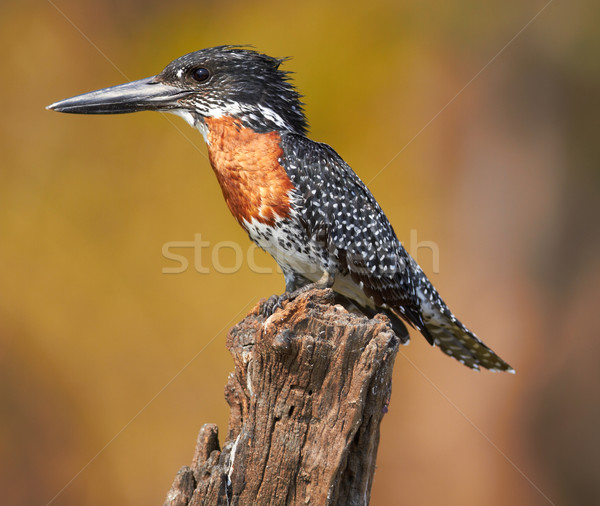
[261,293,290,317]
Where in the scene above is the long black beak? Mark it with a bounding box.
[47,76,191,114]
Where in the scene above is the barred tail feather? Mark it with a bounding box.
[414,271,514,372]
[424,308,514,372]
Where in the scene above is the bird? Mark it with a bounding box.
[47,45,513,372]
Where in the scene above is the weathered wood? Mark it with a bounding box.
[164,288,400,505]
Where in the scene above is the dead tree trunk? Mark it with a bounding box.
[164,288,400,506]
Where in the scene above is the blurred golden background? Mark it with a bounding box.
[1,0,599,504]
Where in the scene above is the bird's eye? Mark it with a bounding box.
[192,68,210,83]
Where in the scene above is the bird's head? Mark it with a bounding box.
[47,46,308,137]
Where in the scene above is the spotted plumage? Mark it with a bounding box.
[48,45,513,373]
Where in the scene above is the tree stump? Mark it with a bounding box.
[164,288,400,506]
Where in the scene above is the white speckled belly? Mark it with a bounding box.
[243,216,375,308]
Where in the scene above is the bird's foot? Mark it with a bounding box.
[260,271,334,318]
[286,271,334,299]
[261,293,290,318]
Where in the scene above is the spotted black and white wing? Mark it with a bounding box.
[280,133,426,330]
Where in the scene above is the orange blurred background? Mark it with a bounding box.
[1,0,599,504]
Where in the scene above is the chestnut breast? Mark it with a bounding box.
[204,117,295,228]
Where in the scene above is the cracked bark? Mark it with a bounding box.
[164,288,400,506]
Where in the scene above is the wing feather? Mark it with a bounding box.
[280,134,424,329]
